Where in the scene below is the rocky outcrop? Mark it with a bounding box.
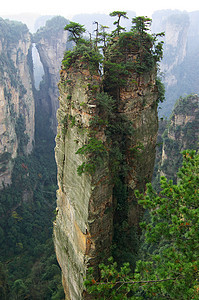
[34,16,69,132]
[0,18,35,187]
[54,32,160,299]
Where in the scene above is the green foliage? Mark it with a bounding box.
[62,44,103,72]
[33,16,69,42]
[109,11,128,36]
[104,60,130,90]
[64,21,86,44]
[103,19,164,99]
[62,14,164,94]
[15,114,29,154]
[85,150,199,299]
[98,25,110,49]
[76,137,107,175]
[131,16,152,35]
[156,77,165,104]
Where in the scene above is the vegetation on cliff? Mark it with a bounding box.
[62,13,164,177]
[0,18,28,43]
[33,16,69,42]
[57,13,165,289]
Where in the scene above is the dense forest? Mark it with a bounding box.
[0,10,198,300]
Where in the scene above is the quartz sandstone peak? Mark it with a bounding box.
[54,30,160,298]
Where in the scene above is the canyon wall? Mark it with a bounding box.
[0,18,35,187]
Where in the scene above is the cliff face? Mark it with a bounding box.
[54,62,113,299]
[54,32,160,299]
[0,18,35,187]
[34,16,69,132]
[151,10,199,117]
[159,13,189,88]
[118,68,159,229]
[155,94,199,184]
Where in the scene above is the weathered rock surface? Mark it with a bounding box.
[0,18,35,187]
[119,70,159,228]
[54,64,113,299]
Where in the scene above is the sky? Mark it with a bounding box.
[1,0,199,19]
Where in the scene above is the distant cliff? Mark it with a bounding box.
[151,10,199,116]
[34,16,69,132]
[154,94,199,185]
[0,18,35,187]
[0,16,71,188]
[54,20,163,299]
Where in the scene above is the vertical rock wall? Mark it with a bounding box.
[54,63,113,299]
[0,19,35,187]
[34,16,69,133]
[119,68,158,229]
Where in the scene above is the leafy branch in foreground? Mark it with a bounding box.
[84,150,199,299]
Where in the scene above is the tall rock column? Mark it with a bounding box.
[0,18,35,187]
[54,26,162,299]
[34,16,69,132]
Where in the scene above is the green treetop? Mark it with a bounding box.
[131,16,152,36]
[64,21,86,44]
[109,11,128,36]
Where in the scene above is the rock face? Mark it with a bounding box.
[54,63,113,299]
[155,94,199,184]
[34,16,69,132]
[0,18,35,187]
[54,34,159,299]
[118,69,159,229]
[161,13,189,86]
